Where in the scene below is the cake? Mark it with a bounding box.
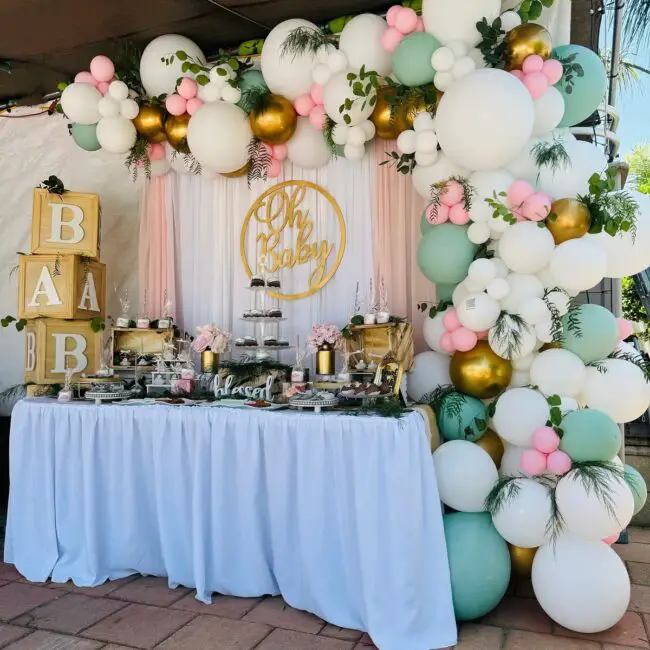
[267,277,281,288]
[250,274,264,288]
[268,308,282,318]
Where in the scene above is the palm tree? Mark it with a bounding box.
[624,0,650,48]
[627,144,650,193]
[600,49,650,93]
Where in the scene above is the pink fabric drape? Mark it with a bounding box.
[138,175,176,320]
[372,140,436,352]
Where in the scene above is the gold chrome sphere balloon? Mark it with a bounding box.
[450,341,513,399]
[249,94,297,145]
[474,429,505,468]
[509,544,538,579]
[133,104,167,143]
[371,86,439,140]
[506,23,553,71]
[221,162,250,178]
[547,198,591,245]
[165,113,191,153]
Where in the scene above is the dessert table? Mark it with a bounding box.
[5,398,456,650]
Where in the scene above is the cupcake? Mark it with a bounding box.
[235,337,246,347]
[268,308,282,318]
[243,310,253,319]
[250,309,263,318]
[244,336,258,347]
[264,336,278,346]
[267,277,281,289]
[250,274,264,288]
[278,338,289,347]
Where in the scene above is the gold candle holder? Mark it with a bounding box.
[316,343,335,376]
[201,351,219,374]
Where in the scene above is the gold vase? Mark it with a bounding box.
[316,343,335,376]
[201,351,220,373]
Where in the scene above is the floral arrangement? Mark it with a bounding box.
[307,324,345,353]
[192,324,231,354]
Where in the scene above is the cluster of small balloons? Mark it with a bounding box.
[381,5,425,53]
[165,78,204,116]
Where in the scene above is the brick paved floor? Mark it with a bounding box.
[0,528,649,649]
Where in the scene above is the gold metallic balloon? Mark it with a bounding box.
[221,162,250,178]
[509,544,538,579]
[165,113,191,153]
[133,104,167,143]
[450,342,513,399]
[547,198,591,245]
[249,94,297,145]
[506,23,553,71]
[475,429,505,468]
[541,342,562,351]
[371,86,440,140]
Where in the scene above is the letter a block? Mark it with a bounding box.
[24,319,101,384]
[18,254,106,320]
[31,188,100,259]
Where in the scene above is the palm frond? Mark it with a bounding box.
[491,312,530,358]
[280,27,333,59]
[484,476,522,516]
[609,348,650,383]
[565,301,583,339]
[546,486,566,544]
[569,461,626,523]
[421,384,464,414]
[542,289,564,344]
[0,384,28,407]
[239,86,272,115]
[323,116,338,159]
[623,1,650,50]
[532,139,571,174]
[125,136,151,182]
[247,138,271,187]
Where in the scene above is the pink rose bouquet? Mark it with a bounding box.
[192,324,231,354]
[307,324,345,353]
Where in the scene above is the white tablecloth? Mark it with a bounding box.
[5,398,456,650]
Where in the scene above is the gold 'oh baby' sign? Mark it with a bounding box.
[240,180,346,301]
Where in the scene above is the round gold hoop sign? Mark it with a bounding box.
[240,180,346,301]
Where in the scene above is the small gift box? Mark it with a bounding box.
[171,378,195,395]
[181,368,196,380]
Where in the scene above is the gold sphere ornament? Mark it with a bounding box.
[509,544,538,579]
[133,104,167,143]
[221,162,250,178]
[249,94,297,145]
[165,113,191,153]
[371,86,439,140]
[547,198,591,245]
[540,342,562,351]
[450,341,513,399]
[474,429,505,468]
[506,23,553,71]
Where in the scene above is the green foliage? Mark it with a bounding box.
[113,40,145,97]
[247,138,271,187]
[39,175,65,195]
[380,151,416,175]
[542,289,565,344]
[280,27,334,59]
[219,358,292,381]
[546,394,564,433]
[518,0,554,23]
[484,476,522,516]
[418,300,450,319]
[486,191,518,225]
[422,384,466,416]
[622,276,650,340]
[532,139,571,175]
[1,315,27,331]
[627,144,650,195]
[90,318,105,333]
[556,52,585,94]
[323,116,338,159]
[491,312,530,358]
[239,85,272,115]
[125,135,151,182]
[339,66,380,125]
[476,17,506,69]
[168,49,252,92]
[383,79,440,124]
[350,397,408,419]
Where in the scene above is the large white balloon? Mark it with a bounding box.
[456,293,501,331]
[407,351,451,401]
[187,102,251,174]
[500,274,544,313]
[537,139,601,198]
[423,0,501,46]
[435,69,534,171]
[489,318,538,360]
[423,312,448,354]
[505,130,576,183]
[60,83,101,125]
[499,222,556,274]
[412,154,469,200]
[469,169,515,222]
[532,87,565,135]
[492,478,551,548]
[339,14,392,77]
[533,536,631,633]
[286,118,331,169]
[324,70,377,125]
[432,441,498,512]
[549,238,607,292]
[500,444,529,477]
[492,387,549,447]
[582,359,650,423]
[530,349,586,398]
[556,471,634,540]
[140,34,205,97]
[95,116,136,154]
[261,19,319,101]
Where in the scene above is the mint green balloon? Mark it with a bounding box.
[393,33,440,87]
[70,123,101,152]
[624,465,648,515]
[444,512,511,621]
[237,70,268,110]
[553,45,608,128]
[438,395,487,442]
[417,224,478,285]
[560,408,621,462]
[436,283,457,302]
[561,304,619,363]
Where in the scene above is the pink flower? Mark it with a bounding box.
[307,324,345,353]
[191,324,231,353]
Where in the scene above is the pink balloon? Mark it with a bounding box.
[381,28,404,53]
[507,179,535,209]
[90,55,115,83]
[386,5,401,27]
[165,94,187,116]
[395,7,418,34]
[294,94,316,117]
[426,202,450,225]
[524,71,550,99]
[186,97,204,115]
[75,71,96,85]
[147,143,166,161]
[603,533,619,545]
[177,77,198,100]
[309,106,327,130]
[96,81,110,96]
[522,54,545,74]
[415,18,425,32]
[522,191,552,222]
[310,83,325,105]
[547,450,572,475]
[618,318,634,341]
[449,204,470,225]
[511,70,525,82]
[451,327,478,352]
[440,181,464,207]
[543,59,564,86]
[440,332,456,353]
[272,144,288,161]
[262,142,274,156]
[521,449,548,475]
[267,158,282,179]
[533,426,560,454]
[443,307,461,333]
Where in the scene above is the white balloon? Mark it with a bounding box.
[432,441,498,512]
[407,351,451,401]
[339,14,393,77]
[140,34,205,97]
[361,120,376,140]
[423,312,449,354]
[500,443,529,477]
[60,83,101,125]
[488,317,537,360]
[492,387,549,447]
[532,87,565,135]
[332,124,349,146]
[537,139,601,198]
[198,83,222,103]
[435,69,534,171]
[432,47,455,72]
[221,85,242,104]
[487,277,510,300]
[324,70,376,126]
[120,99,140,120]
[286,118,331,169]
[492,478,551,548]
[500,10,522,31]
[512,354,535,371]
[347,126,366,147]
[261,19,319,101]
[468,258,497,285]
[209,64,235,84]
[510,369,531,387]
[415,151,439,167]
[412,154,469,200]
[499,221,556,275]
[98,96,120,118]
[530,349,586,398]
[95,116,137,154]
[468,222,491,244]
[344,143,365,161]
[312,64,332,87]
[108,80,129,101]
[556,472,634,540]
[519,297,550,326]
[328,50,348,74]
[457,293,501,331]
[582,359,650,423]
[469,169,515,222]
[533,536,630,633]
[187,102,251,173]
[423,0,501,46]
[452,282,470,308]
[505,130,575,183]
[397,130,417,155]
[434,72,454,92]
[549,238,607,292]
[453,56,476,79]
[416,131,439,155]
[544,290,570,317]
[413,112,436,132]
[500,274,544,313]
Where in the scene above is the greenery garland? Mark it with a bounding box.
[491,312,530,358]
[280,27,335,59]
